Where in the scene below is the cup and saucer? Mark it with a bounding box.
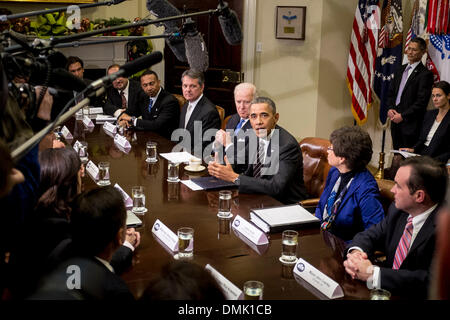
[184,157,206,172]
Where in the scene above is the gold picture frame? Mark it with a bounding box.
[276,6,306,40]
[1,0,96,3]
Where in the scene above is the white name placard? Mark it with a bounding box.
[232,228,269,255]
[72,140,81,153]
[103,121,117,134]
[293,258,344,299]
[85,160,99,181]
[231,215,268,245]
[205,264,243,300]
[114,134,131,149]
[114,183,133,208]
[152,219,178,252]
[61,126,73,140]
[83,115,94,128]
[89,107,103,114]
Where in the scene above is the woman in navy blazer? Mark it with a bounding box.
[315,127,384,242]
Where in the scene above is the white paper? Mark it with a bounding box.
[72,140,82,153]
[126,210,142,227]
[103,122,117,134]
[61,126,73,140]
[181,179,204,191]
[89,107,103,114]
[96,114,116,122]
[205,264,243,300]
[152,219,178,252]
[390,150,420,158]
[85,160,99,180]
[114,183,133,208]
[231,215,268,245]
[114,134,131,149]
[160,151,195,164]
[293,258,344,299]
[82,115,94,128]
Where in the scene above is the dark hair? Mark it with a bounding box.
[410,37,427,51]
[70,186,126,256]
[141,261,226,300]
[140,69,159,80]
[66,56,84,70]
[432,80,450,96]
[400,156,448,204]
[251,96,276,114]
[181,69,205,86]
[330,126,373,172]
[36,148,81,218]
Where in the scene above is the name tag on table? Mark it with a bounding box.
[231,215,269,245]
[152,219,178,252]
[103,122,117,134]
[114,134,131,149]
[205,264,243,300]
[293,258,344,299]
[114,183,132,208]
[86,160,99,181]
[72,140,81,153]
[61,125,73,140]
[89,107,103,114]
[232,228,269,255]
[83,115,94,128]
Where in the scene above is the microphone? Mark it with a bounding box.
[146,0,187,62]
[89,51,163,89]
[217,0,243,45]
[183,18,209,72]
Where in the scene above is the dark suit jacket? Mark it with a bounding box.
[223,114,252,173]
[347,203,439,298]
[413,109,450,163]
[225,113,252,132]
[126,88,180,139]
[238,125,308,204]
[387,63,434,149]
[178,95,221,155]
[103,79,147,116]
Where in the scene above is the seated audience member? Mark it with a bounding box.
[30,186,135,300]
[315,126,384,242]
[386,81,450,179]
[103,64,147,118]
[118,70,179,139]
[141,261,225,300]
[343,156,448,298]
[208,97,308,204]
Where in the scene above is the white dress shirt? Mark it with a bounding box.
[184,94,203,128]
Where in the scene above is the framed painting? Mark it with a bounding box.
[276,6,306,40]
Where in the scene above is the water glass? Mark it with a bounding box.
[132,186,147,214]
[97,161,110,186]
[218,190,232,218]
[177,227,194,259]
[167,162,180,182]
[146,141,158,163]
[243,281,264,300]
[281,230,298,263]
[370,289,391,300]
[78,141,89,163]
[167,182,179,201]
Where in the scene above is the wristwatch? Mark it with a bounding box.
[129,116,137,126]
[233,175,240,186]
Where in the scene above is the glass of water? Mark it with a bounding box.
[280,230,298,263]
[167,162,180,182]
[97,161,111,186]
[146,141,158,163]
[131,186,147,214]
[218,190,232,218]
[78,141,89,164]
[177,227,194,259]
[243,281,264,300]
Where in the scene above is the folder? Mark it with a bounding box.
[190,176,237,190]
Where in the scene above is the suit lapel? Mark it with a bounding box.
[408,207,437,254]
[403,63,424,91]
[186,97,204,130]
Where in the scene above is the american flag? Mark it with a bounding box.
[346,0,381,125]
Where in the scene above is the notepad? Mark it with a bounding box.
[126,210,142,228]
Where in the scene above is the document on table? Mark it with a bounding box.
[181,180,204,191]
[160,151,197,164]
[390,150,420,158]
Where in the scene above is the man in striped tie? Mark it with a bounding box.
[343,156,448,298]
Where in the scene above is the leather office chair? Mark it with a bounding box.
[172,93,187,112]
[216,105,225,127]
[376,178,395,215]
[298,137,331,210]
[222,115,232,130]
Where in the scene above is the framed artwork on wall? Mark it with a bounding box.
[276,6,306,40]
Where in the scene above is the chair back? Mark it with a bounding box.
[222,115,232,130]
[376,178,395,215]
[299,137,331,198]
[216,105,225,125]
[172,93,187,112]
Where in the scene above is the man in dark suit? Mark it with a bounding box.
[208,97,308,204]
[103,64,147,119]
[177,69,221,158]
[386,37,434,150]
[344,156,448,298]
[117,70,179,139]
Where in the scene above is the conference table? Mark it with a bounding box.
[65,116,370,300]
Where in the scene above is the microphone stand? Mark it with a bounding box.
[53,34,176,49]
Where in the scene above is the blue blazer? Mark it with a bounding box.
[315,167,384,241]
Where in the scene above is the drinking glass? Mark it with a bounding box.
[281,230,298,263]
[132,186,147,214]
[167,162,180,182]
[97,161,111,186]
[146,141,158,163]
[243,281,264,300]
[218,190,232,218]
[177,227,194,259]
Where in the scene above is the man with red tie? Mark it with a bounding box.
[344,156,448,298]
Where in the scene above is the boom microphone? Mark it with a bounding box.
[217,0,243,45]
[183,18,209,72]
[146,0,187,62]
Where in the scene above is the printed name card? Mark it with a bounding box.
[85,160,99,181]
[103,121,117,134]
[83,115,94,128]
[232,228,269,255]
[231,215,268,245]
[72,140,81,153]
[89,107,103,114]
[114,134,131,149]
[152,219,178,252]
[293,258,344,299]
[205,264,243,300]
[61,126,73,140]
[114,183,133,208]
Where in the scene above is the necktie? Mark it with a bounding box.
[148,98,154,113]
[253,141,265,178]
[392,217,414,270]
[395,65,412,106]
[234,118,246,135]
[120,90,127,109]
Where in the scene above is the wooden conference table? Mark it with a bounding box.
[66,117,370,300]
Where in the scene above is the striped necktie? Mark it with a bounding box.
[392,217,413,270]
[253,141,265,178]
[120,90,127,109]
[148,98,154,113]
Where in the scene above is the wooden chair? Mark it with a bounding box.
[222,115,232,130]
[298,137,332,211]
[172,93,186,112]
[216,105,225,128]
[376,178,395,215]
